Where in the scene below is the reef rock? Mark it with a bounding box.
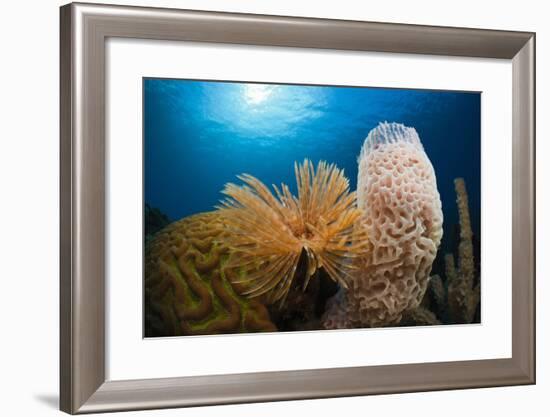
[144,203,171,239]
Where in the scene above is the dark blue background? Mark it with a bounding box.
[144,78,481,252]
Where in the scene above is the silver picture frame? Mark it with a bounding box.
[60,2,535,414]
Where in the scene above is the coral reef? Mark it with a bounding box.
[218,159,368,305]
[145,130,480,334]
[323,122,443,328]
[145,212,276,336]
[145,159,369,335]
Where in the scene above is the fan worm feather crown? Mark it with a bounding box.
[218,159,369,305]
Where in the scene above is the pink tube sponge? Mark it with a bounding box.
[323,122,443,328]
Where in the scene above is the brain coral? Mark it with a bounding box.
[145,212,277,336]
[323,122,443,328]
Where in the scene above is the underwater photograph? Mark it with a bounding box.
[143,78,481,337]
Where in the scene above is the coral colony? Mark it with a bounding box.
[144,122,479,336]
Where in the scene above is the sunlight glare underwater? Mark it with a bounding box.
[243,84,276,105]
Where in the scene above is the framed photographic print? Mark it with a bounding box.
[60,2,535,414]
[143,78,481,336]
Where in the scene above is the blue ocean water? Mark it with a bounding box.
[144,78,480,252]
